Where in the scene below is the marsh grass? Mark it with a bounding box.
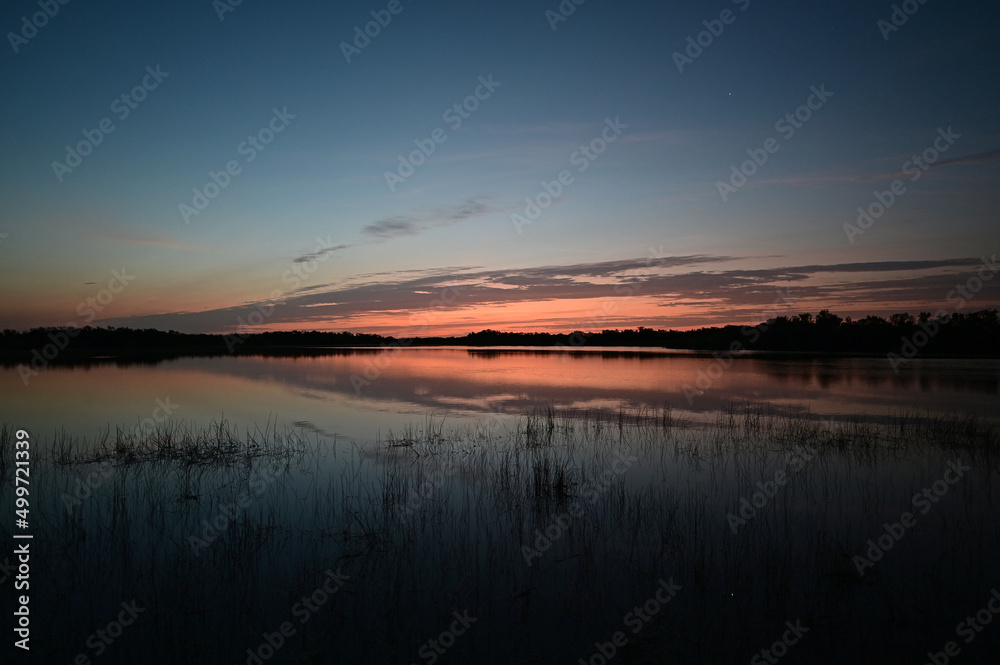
[50,417,309,467]
[1,406,999,663]
[0,423,12,483]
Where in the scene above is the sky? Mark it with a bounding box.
[1,0,998,336]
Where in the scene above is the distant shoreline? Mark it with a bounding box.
[3,309,999,365]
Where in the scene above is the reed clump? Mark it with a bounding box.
[3,405,998,664]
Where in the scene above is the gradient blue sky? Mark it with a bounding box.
[1,0,998,335]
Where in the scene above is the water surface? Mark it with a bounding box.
[3,348,997,444]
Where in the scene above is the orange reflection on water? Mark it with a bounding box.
[2,350,997,447]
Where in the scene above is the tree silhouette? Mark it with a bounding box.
[1,309,998,363]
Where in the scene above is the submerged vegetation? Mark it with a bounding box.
[1,406,999,663]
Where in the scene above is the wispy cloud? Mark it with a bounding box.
[294,197,503,261]
[754,147,1000,190]
[293,243,351,264]
[101,255,999,334]
[361,196,502,239]
[361,218,420,239]
[934,148,1000,167]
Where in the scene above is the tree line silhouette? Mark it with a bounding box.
[1,309,998,362]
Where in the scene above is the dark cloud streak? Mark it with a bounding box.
[361,196,501,239]
[101,255,999,334]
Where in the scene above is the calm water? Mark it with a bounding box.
[2,349,1000,663]
[3,348,999,444]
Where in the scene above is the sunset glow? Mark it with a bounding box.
[1,3,997,334]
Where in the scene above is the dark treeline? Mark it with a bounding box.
[419,309,1000,356]
[0,328,392,364]
[2,309,998,361]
